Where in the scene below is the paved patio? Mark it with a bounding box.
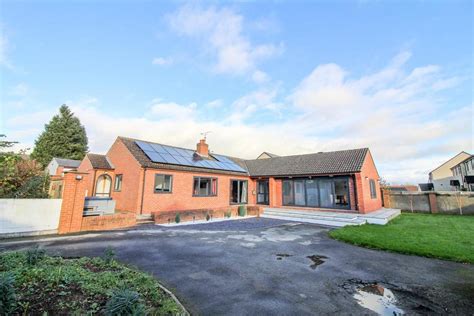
[1,218,473,315]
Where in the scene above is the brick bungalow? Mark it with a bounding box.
[76,136,382,217]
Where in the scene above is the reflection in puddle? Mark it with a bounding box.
[354,284,404,315]
[307,255,327,269]
[275,253,292,260]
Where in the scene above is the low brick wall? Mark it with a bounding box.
[81,211,136,231]
[153,205,262,224]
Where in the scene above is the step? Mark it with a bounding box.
[263,209,359,221]
[137,220,155,225]
[261,214,366,227]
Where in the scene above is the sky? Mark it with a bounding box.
[0,0,472,184]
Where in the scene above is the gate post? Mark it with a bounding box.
[58,172,88,234]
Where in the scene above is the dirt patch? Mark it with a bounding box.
[307,255,327,269]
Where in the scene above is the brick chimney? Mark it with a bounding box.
[196,138,209,157]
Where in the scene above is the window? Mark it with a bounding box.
[369,179,377,199]
[114,174,123,191]
[230,180,248,204]
[95,174,112,197]
[154,174,172,193]
[193,177,217,196]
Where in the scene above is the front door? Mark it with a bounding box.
[257,180,269,205]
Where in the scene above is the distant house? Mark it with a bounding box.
[385,185,419,192]
[428,152,471,191]
[450,155,474,191]
[72,136,382,216]
[256,152,280,159]
[46,157,81,176]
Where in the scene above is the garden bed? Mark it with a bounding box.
[329,213,474,263]
[0,248,187,315]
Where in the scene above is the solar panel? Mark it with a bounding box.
[135,140,247,173]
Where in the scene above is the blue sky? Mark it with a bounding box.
[1,0,472,183]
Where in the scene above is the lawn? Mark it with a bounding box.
[0,247,186,315]
[329,213,474,264]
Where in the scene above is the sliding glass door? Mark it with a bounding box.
[281,177,350,210]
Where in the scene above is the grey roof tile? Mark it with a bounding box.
[87,153,114,170]
[53,158,81,168]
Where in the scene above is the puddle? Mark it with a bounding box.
[354,283,404,315]
[306,255,327,269]
[275,253,292,260]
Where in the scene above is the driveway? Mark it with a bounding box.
[1,218,473,315]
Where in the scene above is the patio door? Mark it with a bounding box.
[319,180,334,208]
[257,180,269,205]
[294,180,306,206]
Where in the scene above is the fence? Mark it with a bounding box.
[382,190,474,215]
[0,199,62,237]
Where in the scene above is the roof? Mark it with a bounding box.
[118,137,247,175]
[118,137,371,177]
[429,151,471,174]
[450,155,474,170]
[257,152,280,159]
[244,148,369,177]
[53,157,81,168]
[86,153,114,170]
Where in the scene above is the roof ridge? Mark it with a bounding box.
[246,147,369,162]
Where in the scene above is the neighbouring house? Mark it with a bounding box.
[256,152,280,159]
[46,157,81,176]
[73,136,382,216]
[450,155,474,191]
[385,185,419,192]
[47,157,82,198]
[428,151,471,191]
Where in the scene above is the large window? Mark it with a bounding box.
[283,177,350,210]
[154,174,173,193]
[257,180,269,205]
[95,174,112,197]
[231,180,248,204]
[114,174,123,192]
[369,179,377,199]
[193,177,217,196]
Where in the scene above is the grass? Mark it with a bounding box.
[329,213,474,264]
[0,249,185,315]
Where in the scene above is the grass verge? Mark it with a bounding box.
[0,249,186,315]
[329,213,474,263]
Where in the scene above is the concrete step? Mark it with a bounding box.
[137,220,155,225]
[262,208,366,227]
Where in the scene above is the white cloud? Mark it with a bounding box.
[166,5,282,77]
[152,57,173,66]
[4,52,469,184]
[0,32,14,69]
[9,83,29,97]
[252,70,269,84]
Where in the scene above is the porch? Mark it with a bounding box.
[261,207,400,227]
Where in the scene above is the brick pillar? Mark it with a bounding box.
[428,193,438,214]
[355,173,366,213]
[58,172,88,234]
[269,177,279,207]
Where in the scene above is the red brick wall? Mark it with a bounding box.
[357,150,382,213]
[106,138,144,213]
[81,211,136,231]
[141,169,256,215]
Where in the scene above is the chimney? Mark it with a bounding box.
[196,138,209,157]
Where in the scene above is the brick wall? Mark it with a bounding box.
[58,172,89,234]
[81,211,136,231]
[141,169,256,215]
[107,138,144,213]
[357,150,382,213]
[153,205,262,224]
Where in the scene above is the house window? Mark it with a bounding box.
[114,174,123,191]
[95,174,112,197]
[193,177,217,196]
[230,180,248,204]
[369,179,377,199]
[154,174,172,193]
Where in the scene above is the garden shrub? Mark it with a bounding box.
[224,210,232,218]
[105,289,146,316]
[104,246,116,264]
[175,213,181,224]
[206,213,211,221]
[238,205,246,217]
[0,273,16,315]
[25,246,45,265]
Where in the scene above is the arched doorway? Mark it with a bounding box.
[95,174,112,197]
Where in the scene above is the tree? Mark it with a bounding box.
[31,105,88,167]
[0,136,49,198]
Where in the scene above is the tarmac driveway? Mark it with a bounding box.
[1,218,473,315]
